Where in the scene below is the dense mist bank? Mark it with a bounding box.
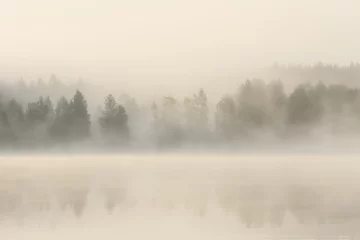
[2,64,360,152]
[258,62,360,90]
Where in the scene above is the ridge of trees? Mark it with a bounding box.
[2,71,360,149]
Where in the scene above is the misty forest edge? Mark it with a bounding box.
[2,64,360,151]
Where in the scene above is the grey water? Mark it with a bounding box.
[0,154,359,240]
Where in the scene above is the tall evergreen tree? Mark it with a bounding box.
[0,109,16,145]
[49,96,71,141]
[49,91,90,142]
[236,79,270,130]
[287,84,324,126]
[215,96,237,139]
[7,99,25,125]
[184,89,209,131]
[26,96,53,125]
[69,90,91,140]
[98,94,129,143]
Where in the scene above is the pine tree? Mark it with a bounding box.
[99,94,129,144]
[215,95,237,139]
[49,96,71,141]
[69,90,91,140]
[49,91,91,142]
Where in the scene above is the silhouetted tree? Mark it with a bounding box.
[287,84,324,126]
[49,91,90,142]
[7,99,25,126]
[236,79,270,130]
[98,94,129,144]
[215,95,237,139]
[69,90,91,140]
[3,99,25,142]
[0,109,16,145]
[25,96,53,128]
[184,89,208,128]
[49,96,72,141]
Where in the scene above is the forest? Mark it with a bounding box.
[2,64,360,151]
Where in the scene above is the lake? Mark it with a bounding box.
[0,154,359,240]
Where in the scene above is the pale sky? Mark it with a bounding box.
[1,0,360,96]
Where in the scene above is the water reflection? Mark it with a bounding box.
[0,155,359,240]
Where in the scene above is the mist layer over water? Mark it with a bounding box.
[0,154,360,240]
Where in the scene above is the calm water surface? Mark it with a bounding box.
[0,154,359,240]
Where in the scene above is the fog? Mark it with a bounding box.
[2,0,360,238]
[2,0,360,97]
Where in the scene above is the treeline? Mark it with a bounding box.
[2,76,360,150]
[0,90,129,149]
[261,62,360,87]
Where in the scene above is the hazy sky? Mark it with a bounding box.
[1,0,360,95]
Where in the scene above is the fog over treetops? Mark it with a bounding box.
[1,64,360,153]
